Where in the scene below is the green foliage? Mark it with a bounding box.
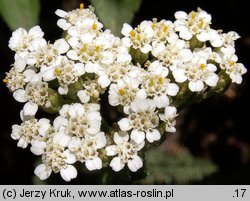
[138,147,218,184]
[0,0,40,30]
[90,0,142,36]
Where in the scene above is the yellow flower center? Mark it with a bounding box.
[191,12,197,20]
[149,78,155,87]
[119,89,126,96]
[95,45,101,52]
[80,3,84,10]
[130,30,136,37]
[198,20,205,29]
[230,61,236,66]
[163,26,169,33]
[200,63,205,70]
[54,68,62,76]
[92,23,97,30]
[158,77,164,84]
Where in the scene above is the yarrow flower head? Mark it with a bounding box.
[34,136,77,182]
[4,4,247,182]
[68,132,106,171]
[118,99,161,144]
[8,26,46,53]
[106,131,144,172]
[174,8,212,41]
[55,103,102,137]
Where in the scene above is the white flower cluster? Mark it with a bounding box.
[4,4,246,182]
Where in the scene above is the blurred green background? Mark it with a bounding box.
[0,0,249,184]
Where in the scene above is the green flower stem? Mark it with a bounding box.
[172,81,194,110]
[67,78,84,100]
[41,88,64,114]
[194,70,231,103]
[189,36,204,50]
[130,47,149,65]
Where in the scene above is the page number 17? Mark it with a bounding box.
[234,189,246,198]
